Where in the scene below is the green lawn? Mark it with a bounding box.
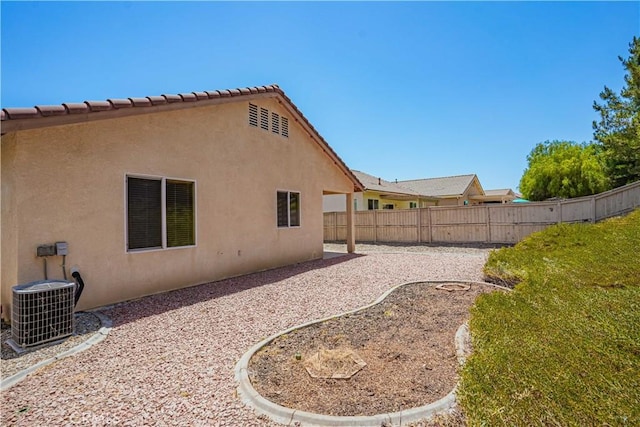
[457,209,640,426]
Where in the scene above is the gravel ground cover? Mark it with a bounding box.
[1,312,103,380]
[1,244,491,426]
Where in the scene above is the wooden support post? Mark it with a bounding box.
[346,193,356,253]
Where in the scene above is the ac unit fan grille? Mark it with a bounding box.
[12,280,75,348]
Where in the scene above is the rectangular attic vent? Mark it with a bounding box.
[249,103,289,138]
[260,108,269,130]
[249,103,258,127]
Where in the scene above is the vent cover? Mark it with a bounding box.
[260,107,269,130]
[249,103,289,138]
[248,103,258,127]
[11,280,75,348]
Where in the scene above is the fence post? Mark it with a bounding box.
[427,207,432,243]
[557,201,562,224]
[374,209,378,243]
[486,205,491,243]
[416,208,421,243]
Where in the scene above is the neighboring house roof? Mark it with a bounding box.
[1,84,364,192]
[398,174,483,198]
[352,170,423,197]
[484,189,516,197]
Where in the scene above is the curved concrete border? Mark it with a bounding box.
[1,311,113,391]
[235,280,509,426]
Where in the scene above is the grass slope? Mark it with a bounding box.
[458,210,640,426]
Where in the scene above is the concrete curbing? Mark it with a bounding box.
[1,311,113,391]
[235,279,507,426]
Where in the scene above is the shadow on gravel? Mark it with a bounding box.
[99,253,365,328]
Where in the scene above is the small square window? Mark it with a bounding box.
[277,191,301,227]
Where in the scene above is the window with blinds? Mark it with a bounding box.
[127,176,195,251]
[127,178,162,250]
[166,180,195,247]
[277,190,301,228]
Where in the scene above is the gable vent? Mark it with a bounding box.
[248,103,258,127]
[271,112,280,134]
[260,108,269,130]
[281,117,289,138]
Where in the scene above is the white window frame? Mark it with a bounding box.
[276,190,301,228]
[125,174,197,253]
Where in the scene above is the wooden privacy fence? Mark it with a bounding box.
[324,180,640,245]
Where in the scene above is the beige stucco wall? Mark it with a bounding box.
[0,98,354,321]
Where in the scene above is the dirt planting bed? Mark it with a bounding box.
[249,282,501,417]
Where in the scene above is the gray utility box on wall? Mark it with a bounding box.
[11,280,75,349]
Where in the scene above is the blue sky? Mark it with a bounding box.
[2,2,638,191]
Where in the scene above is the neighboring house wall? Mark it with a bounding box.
[1,97,356,321]
[323,193,365,212]
[323,192,433,212]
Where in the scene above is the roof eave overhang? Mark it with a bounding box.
[1,86,364,192]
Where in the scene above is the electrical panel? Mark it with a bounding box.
[55,242,68,256]
[36,242,68,257]
[37,244,56,257]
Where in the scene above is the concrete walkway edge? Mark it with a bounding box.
[1,311,113,391]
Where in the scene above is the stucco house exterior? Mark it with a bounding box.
[481,188,519,204]
[1,84,362,322]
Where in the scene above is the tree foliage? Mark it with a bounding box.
[519,140,608,201]
[593,36,640,187]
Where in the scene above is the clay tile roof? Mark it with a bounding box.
[218,89,231,97]
[239,87,252,95]
[35,105,67,117]
[192,92,208,100]
[228,88,241,96]
[84,100,112,112]
[3,107,40,119]
[205,90,221,99]
[108,99,133,109]
[63,103,90,114]
[256,86,267,93]
[128,97,151,107]
[146,96,167,106]
[0,110,5,121]
[179,93,197,102]
[162,94,182,103]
